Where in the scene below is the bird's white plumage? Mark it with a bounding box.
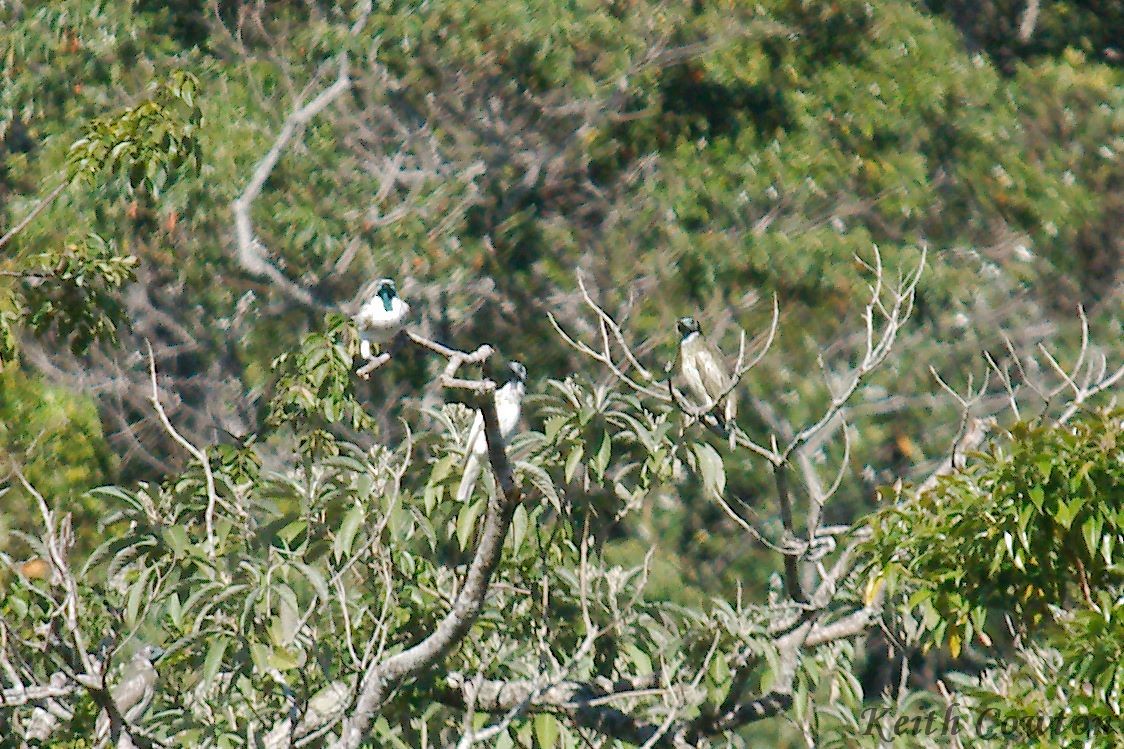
[354,295,409,358]
[679,332,709,405]
[94,646,160,745]
[456,378,525,502]
[263,680,350,749]
[679,331,737,426]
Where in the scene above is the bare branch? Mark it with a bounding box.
[1018,0,1041,42]
[231,56,351,306]
[774,465,806,603]
[330,341,520,749]
[0,180,69,252]
[146,342,219,560]
[916,416,995,494]
[0,681,76,708]
[783,246,926,461]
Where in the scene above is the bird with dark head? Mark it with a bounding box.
[374,278,398,311]
[676,316,702,338]
[94,644,165,743]
[456,359,527,502]
[506,360,528,384]
[353,277,410,361]
[675,316,737,441]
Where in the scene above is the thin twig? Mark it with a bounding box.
[146,341,219,560]
[0,180,69,251]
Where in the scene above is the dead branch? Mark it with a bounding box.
[231,56,351,306]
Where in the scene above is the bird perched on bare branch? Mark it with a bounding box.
[676,316,737,438]
[262,679,352,749]
[456,362,527,502]
[353,278,410,361]
[94,644,164,747]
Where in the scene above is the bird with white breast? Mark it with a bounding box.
[456,361,527,502]
[353,278,410,361]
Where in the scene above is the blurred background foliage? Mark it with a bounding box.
[2,0,1120,605]
[0,1,1120,743]
[0,367,115,552]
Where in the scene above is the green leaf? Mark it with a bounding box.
[593,431,612,477]
[334,504,364,561]
[543,415,568,443]
[948,630,962,658]
[125,565,152,628]
[424,484,443,515]
[510,503,529,555]
[457,499,485,551]
[1055,499,1075,530]
[1082,515,1103,558]
[203,637,230,690]
[268,644,304,671]
[709,651,731,687]
[534,714,560,748]
[691,443,726,496]
[429,454,458,485]
[278,520,308,545]
[163,525,189,559]
[564,445,584,483]
[293,562,329,603]
[624,643,652,675]
[250,642,272,672]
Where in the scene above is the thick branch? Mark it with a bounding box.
[0,682,75,707]
[805,606,880,648]
[774,465,806,603]
[330,364,520,749]
[441,675,674,747]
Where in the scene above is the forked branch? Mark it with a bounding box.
[330,336,521,749]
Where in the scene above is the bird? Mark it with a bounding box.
[94,644,164,746]
[675,316,737,438]
[455,361,527,502]
[263,680,351,749]
[353,278,410,361]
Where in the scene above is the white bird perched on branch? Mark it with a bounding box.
[353,278,410,360]
[456,361,527,502]
[676,316,737,437]
[94,644,164,747]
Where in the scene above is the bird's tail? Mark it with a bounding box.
[94,712,110,744]
[456,453,483,503]
[724,396,737,450]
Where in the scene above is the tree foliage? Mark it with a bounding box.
[0,1,1122,747]
[870,410,1124,656]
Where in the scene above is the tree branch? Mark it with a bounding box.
[329,346,521,749]
[231,57,351,306]
[441,674,675,747]
[0,180,69,251]
[1017,0,1041,42]
[774,465,806,603]
[146,342,219,560]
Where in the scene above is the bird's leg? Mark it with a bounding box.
[356,330,409,379]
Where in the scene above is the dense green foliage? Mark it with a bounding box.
[869,411,1124,655]
[1,1,1122,747]
[0,368,114,552]
[858,413,1124,747]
